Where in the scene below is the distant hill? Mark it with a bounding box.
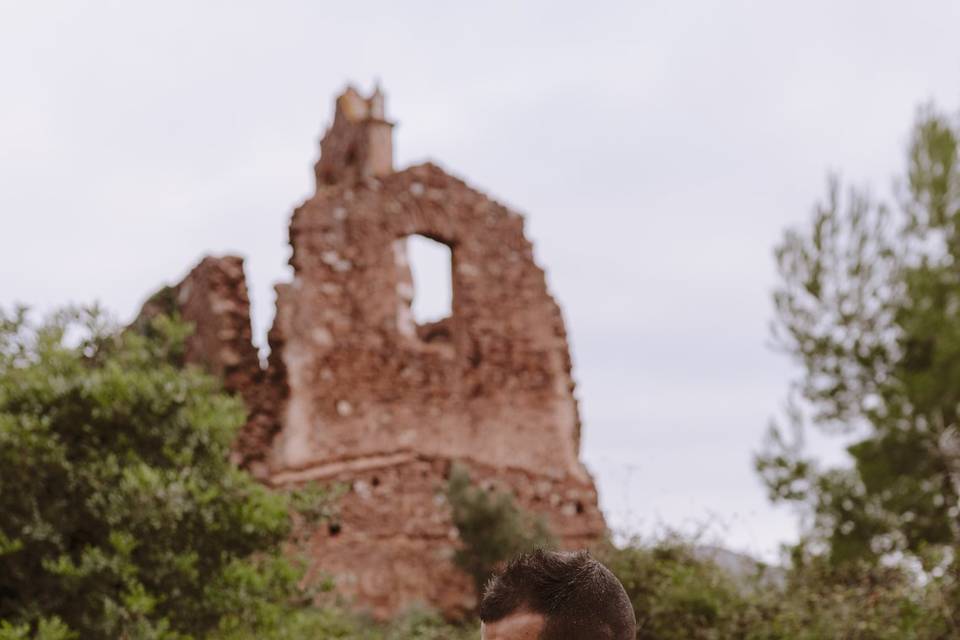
[693,545,786,589]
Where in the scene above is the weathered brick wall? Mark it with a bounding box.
[272,161,589,483]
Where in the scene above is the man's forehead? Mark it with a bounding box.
[480,610,546,640]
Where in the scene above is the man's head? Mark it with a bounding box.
[479,550,636,640]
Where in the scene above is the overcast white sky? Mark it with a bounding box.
[3,1,960,561]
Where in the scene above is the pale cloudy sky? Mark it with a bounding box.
[2,1,959,561]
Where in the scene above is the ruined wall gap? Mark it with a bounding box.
[404,234,453,326]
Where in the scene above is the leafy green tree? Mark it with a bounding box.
[0,306,325,639]
[758,105,960,570]
[445,464,556,595]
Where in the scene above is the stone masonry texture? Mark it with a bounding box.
[137,85,606,619]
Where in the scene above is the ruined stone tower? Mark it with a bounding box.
[139,86,606,618]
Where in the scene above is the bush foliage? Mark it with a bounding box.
[212,606,477,640]
[220,535,960,639]
[759,105,960,569]
[445,464,556,594]
[600,537,957,639]
[0,307,329,639]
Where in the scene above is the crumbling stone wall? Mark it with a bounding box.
[138,86,606,619]
[136,256,282,476]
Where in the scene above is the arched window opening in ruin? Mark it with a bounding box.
[406,234,452,324]
[395,234,453,344]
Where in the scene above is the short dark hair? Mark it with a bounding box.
[479,549,636,640]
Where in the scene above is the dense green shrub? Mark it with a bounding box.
[218,534,959,639]
[445,464,556,594]
[600,536,958,639]
[0,307,329,639]
[599,538,758,639]
[759,558,955,640]
[212,606,478,640]
[0,618,74,640]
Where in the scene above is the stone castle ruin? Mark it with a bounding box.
[139,86,606,617]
